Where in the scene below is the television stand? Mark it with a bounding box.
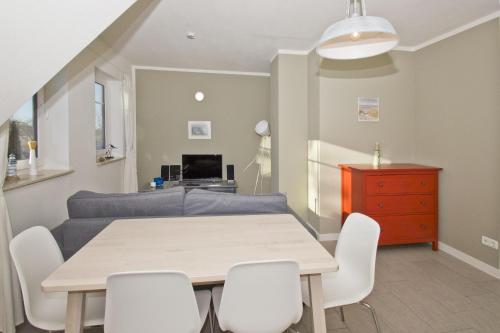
[177,180,237,193]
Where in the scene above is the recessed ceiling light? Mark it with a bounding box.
[187,32,196,40]
[194,91,204,102]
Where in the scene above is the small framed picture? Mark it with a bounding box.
[188,121,211,140]
[358,97,380,122]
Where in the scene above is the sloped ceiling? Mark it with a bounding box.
[101,0,500,73]
[0,0,139,125]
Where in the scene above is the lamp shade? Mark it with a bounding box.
[317,15,399,60]
[255,120,270,136]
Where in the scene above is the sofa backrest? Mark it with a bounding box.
[67,187,185,219]
[184,189,288,216]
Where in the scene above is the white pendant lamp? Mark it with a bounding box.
[317,0,399,60]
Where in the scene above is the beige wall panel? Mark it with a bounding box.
[316,52,417,234]
[275,55,309,221]
[415,19,500,267]
[135,70,271,194]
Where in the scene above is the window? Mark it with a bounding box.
[8,95,38,160]
[94,68,125,161]
[95,82,106,150]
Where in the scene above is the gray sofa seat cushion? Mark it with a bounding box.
[184,189,288,216]
[67,187,185,219]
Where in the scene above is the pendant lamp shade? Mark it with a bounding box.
[317,0,399,60]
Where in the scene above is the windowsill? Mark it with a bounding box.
[96,155,125,166]
[3,169,74,192]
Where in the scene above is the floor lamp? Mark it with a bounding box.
[243,120,271,194]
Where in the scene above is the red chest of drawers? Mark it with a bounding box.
[340,164,442,250]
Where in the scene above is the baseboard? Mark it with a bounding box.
[438,241,500,279]
[318,233,339,242]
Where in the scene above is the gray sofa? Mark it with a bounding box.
[53,187,299,259]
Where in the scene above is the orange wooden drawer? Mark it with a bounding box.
[366,174,435,195]
[376,215,435,244]
[365,194,435,215]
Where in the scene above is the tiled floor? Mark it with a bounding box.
[18,242,500,333]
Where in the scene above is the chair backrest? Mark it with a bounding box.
[105,271,201,333]
[9,226,65,326]
[335,213,381,295]
[218,260,303,333]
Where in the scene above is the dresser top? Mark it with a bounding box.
[339,163,442,171]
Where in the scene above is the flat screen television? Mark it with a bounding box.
[182,154,222,180]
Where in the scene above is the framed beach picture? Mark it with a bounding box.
[188,121,211,139]
[358,97,380,122]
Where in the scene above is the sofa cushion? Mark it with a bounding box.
[184,189,288,216]
[67,187,185,219]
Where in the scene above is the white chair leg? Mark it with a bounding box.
[359,301,382,333]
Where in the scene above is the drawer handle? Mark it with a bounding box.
[419,201,427,206]
[420,224,427,230]
[377,203,384,208]
[420,180,427,186]
[377,181,384,188]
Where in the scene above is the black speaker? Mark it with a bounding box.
[170,165,181,181]
[227,164,235,183]
[161,165,170,181]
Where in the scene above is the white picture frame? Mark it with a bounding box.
[358,97,380,122]
[188,121,212,139]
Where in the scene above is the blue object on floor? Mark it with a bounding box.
[154,177,164,186]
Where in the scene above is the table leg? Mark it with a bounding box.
[65,291,86,333]
[308,274,326,333]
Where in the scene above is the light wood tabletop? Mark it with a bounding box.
[42,214,338,333]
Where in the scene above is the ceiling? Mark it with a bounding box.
[101,0,500,73]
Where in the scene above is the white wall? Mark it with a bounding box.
[5,39,132,235]
[0,0,137,125]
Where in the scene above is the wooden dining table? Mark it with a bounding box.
[42,214,338,333]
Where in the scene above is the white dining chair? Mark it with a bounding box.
[9,226,105,331]
[212,260,303,333]
[302,212,381,332]
[104,271,212,333]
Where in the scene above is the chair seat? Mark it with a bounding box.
[30,291,105,331]
[195,290,211,323]
[301,271,372,309]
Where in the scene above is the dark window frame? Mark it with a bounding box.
[8,94,38,159]
[33,94,38,157]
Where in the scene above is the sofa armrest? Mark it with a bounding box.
[61,217,115,259]
[50,224,64,253]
